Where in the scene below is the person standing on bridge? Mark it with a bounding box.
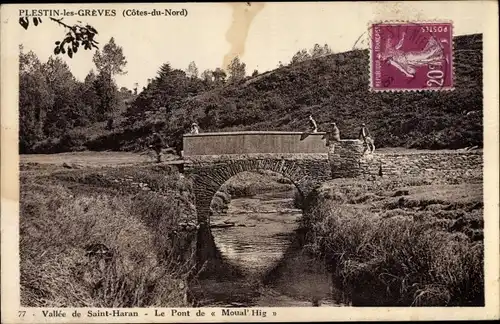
[150,131,164,163]
[359,123,375,154]
[308,114,318,133]
[190,122,200,134]
[325,122,340,147]
[331,122,340,141]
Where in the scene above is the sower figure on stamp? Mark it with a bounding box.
[359,123,375,154]
[308,114,318,133]
[380,31,447,79]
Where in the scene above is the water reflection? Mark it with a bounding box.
[195,188,339,307]
[211,191,301,276]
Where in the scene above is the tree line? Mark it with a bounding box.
[19,37,127,153]
[125,43,334,124]
[19,33,336,153]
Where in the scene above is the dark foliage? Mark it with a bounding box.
[19,39,133,153]
[19,17,99,59]
[20,34,483,153]
[117,34,482,152]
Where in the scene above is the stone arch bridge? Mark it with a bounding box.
[181,131,366,224]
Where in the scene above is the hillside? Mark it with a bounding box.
[79,34,483,153]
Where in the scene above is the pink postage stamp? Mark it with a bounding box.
[370,22,453,91]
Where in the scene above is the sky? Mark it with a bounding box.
[11,2,489,90]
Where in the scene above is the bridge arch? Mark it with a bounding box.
[181,131,365,224]
[187,156,330,223]
[180,131,366,267]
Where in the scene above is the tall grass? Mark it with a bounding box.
[20,167,196,307]
[303,175,484,306]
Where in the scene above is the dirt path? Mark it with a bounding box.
[20,151,179,167]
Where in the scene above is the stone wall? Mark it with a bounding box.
[183,132,483,226]
[358,150,483,179]
[328,140,366,178]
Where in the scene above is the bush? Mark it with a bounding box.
[58,132,89,152]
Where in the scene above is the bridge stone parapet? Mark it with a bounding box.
[328,139,366,178]
[183,131,330,155]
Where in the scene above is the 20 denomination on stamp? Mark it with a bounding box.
[371,22,453,91]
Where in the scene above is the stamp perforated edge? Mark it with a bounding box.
[367,19,455,93]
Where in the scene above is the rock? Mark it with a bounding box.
[210,223,235,229]
[85,243,113,260]
[393,190,409,197]
[62,162,72,169]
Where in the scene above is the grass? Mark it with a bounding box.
[20,164,197,307]
[302,173,484,306]
[19,154,484,307]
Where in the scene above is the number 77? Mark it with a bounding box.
[18,311,26,317]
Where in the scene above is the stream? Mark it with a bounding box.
[191,188,341,307]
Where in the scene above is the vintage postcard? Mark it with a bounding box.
[1,1,499,323]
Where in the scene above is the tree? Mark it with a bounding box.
[19,49,54,152]
[322,44,333,56]
[186,61,199,78]
[84,69,97,84]
[310,43,332,59]
[91,38,125,120]
[19,17,99,59]
[290,49,311,65]
[201,69,214,82]
[252,69,259,77]
[310,43,323,58]
[227,57,246,83]
[133,82,139,95]
[93,71,119,121]
[42,56,79,137]
[92,37,127,77]
[212,68,227,85]
[80,70,100,123]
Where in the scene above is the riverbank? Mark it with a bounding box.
[20,163,197,307]
[302,172,484,306]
